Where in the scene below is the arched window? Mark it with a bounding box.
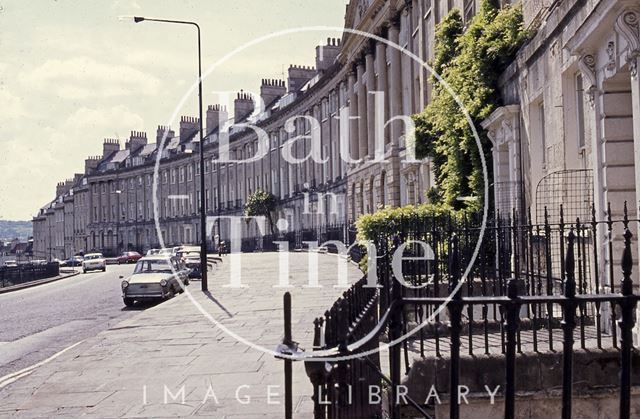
[380,171,386,207]
[369,177,375,213]
[359,182,365,216]
[351,183,356,221]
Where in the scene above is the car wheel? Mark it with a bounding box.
[123,298,135,307]
[102,267,106,272]
[184,278,190,286]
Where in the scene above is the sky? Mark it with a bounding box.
[0,0,348,220]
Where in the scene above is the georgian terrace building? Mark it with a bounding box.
[481,0,640,284]
[36,0,640,263]
[33,0,446,258]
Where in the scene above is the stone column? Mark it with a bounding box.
[357,60,368,159]
[614,8,640,344]
[578,54,605,216]
[387,23,402,147]
[376,41,389,146]
[348,71,359,161]
[366,50,376,158]
[615,8,640,229]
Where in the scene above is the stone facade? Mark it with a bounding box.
[483,0,640,341]
[33,0,456,258]
[35,0,640,263]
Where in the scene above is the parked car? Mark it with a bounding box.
[117,251,142,264]
[120,256,189,307]
[176,245,200,254]
[82,253,106,273]
[146,248,172,257]
[63,256,84,267]
[177,251,200,281]
[3,260,17,268]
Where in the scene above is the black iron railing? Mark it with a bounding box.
[298,203,639,419]
[236,223,358,256]
[0,262,60,288]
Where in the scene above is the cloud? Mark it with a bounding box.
[19,57,161,99]
[0,89,27,119]
[111,0,141,10]
[0,105,145,219]
[63,105,145,135]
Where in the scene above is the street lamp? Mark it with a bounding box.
[125,16,208,291]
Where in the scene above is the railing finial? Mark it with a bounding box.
[448,233,460,293]
[564,230,576,298]
[621,227,633,296]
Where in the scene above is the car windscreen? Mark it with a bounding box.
[133,259,173,274]
[84,254,102,260]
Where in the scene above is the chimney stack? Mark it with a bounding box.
[315,38,341,72]
[156,125,175,145]
[84,156,101,175]
[55,179,74,197]
[206,104,229,134]
[234,90,255,122]
[56,182,65,198]
[126,131,147,151]
[260,79,286,109]
[63,178,74,194]
[287,65,317,93]
[102,138,120,159]
[179,116,200,141]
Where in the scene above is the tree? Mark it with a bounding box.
[244,189,277,235]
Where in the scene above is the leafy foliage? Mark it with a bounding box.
[356,203,472,242]
[413,1,529,210]
[244,190,277,234]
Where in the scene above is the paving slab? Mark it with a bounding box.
[0,252,361,418]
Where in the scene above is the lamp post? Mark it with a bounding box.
[127,16,208,291]
[115,188,122,255]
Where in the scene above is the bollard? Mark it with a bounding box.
[283,292,293,419]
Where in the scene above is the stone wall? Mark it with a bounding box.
[401,348,640,417]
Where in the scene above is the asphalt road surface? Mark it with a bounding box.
[0,264,156,378]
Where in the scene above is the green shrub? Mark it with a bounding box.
[356,203,466,242]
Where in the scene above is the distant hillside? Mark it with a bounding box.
[0,220,32,240]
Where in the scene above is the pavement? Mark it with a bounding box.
[0,252,362,418]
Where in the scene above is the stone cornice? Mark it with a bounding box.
[480,105,520,148]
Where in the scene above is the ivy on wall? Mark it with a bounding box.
[413,0,529,211]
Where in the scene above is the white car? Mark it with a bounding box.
[121,256,188,307]
[82,253,106,273]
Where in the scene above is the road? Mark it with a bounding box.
[0,264,153,378]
